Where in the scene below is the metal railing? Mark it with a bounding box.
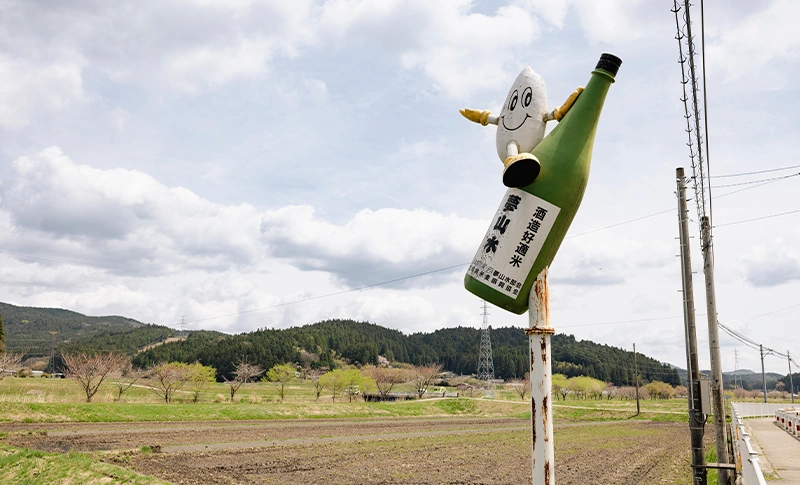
[731,402,780,485]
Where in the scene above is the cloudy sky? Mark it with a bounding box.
[2,0,799,374]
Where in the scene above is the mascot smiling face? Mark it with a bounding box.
[496,67,549,160]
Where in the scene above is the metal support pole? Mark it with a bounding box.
[677,168,707,484]
[526,267,554,485]
[760,345,767,403]
[789,351,794,405]
[700,215,730,484]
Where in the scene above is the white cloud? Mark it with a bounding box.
[0,147,263,275]
[260,204,484,287]
[319,0,540,97]
[110,107,129,133]
[706,0,800,88]
[0,55,83,129]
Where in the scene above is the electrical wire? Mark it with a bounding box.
[712,163,800,179]
[714,209,800,228]
[710,172,800,189]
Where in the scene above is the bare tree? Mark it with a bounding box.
[225,360,264,401]
[363,366,408,400]
[62,352,127,402]
[604,383,619,400]
[411,363,443,399]
[148,362,194,403]
[508,374,531,401]
[113,358,146,401]
[308,369,325,401]
[0,351,24,380]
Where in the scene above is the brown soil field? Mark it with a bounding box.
[1,418,694,484]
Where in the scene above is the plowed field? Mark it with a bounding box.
[3,417,694,484]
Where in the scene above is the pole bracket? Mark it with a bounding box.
[525,326,555,336]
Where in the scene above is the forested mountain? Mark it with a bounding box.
[132,319,681,386]
[59,324,179,355]
[1,302,144,355]
[1,302,680,386]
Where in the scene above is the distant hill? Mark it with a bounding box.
[133,319,682,385]
[671,364,784,391]
[1,302,146,356]
[1,302,681,386]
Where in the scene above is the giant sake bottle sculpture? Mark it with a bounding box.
[464,53,621,314]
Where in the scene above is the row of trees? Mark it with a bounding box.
[547,374,685,401]
[51,351,446,404]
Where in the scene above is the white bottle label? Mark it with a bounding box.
[467,189,560,298]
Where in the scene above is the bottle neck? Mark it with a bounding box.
[555,68,615,137]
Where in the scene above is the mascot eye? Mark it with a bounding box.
[522,87,533,108]
[509,90,519,111]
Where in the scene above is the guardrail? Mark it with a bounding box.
[731,402,780,485]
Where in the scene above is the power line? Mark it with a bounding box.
[714,209,800,228]
[710,172,800,189]
[711,163,800,179]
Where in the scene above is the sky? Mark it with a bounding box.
[1,0,799,375]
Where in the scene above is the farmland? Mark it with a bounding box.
[0,376,707,484]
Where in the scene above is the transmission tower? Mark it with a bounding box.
[477,301,494,381]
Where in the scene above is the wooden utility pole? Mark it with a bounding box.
[633,343,640,416]
[677,167,707,484]
[761,344,767,403]
[790,351,795,404]
[699,215,731,484]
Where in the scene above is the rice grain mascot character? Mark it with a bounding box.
[460,67,583,188]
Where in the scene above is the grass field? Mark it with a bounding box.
[0,446,171,484]
[1,377,792,484]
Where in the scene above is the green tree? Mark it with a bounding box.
[265,363,296,402]
[552,373,570,400]
[567,376,605,401]
[188,362,217,403]
[344,368,372,402]
[319,369,346,402]
[0,312,5,352]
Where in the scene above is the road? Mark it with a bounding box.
[745,417,800,484]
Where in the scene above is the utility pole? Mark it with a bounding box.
[789,351,795,404]
[633,343,640,416]
[760,345,767,403]
[677,167,707,484]
[700,215,730,484]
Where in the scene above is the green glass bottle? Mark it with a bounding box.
[464,53,622,314]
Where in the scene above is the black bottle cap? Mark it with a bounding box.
[596,53,622,76]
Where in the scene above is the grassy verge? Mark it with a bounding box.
[0,446,171,485]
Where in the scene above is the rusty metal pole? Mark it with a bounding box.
[526,267,554,485]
